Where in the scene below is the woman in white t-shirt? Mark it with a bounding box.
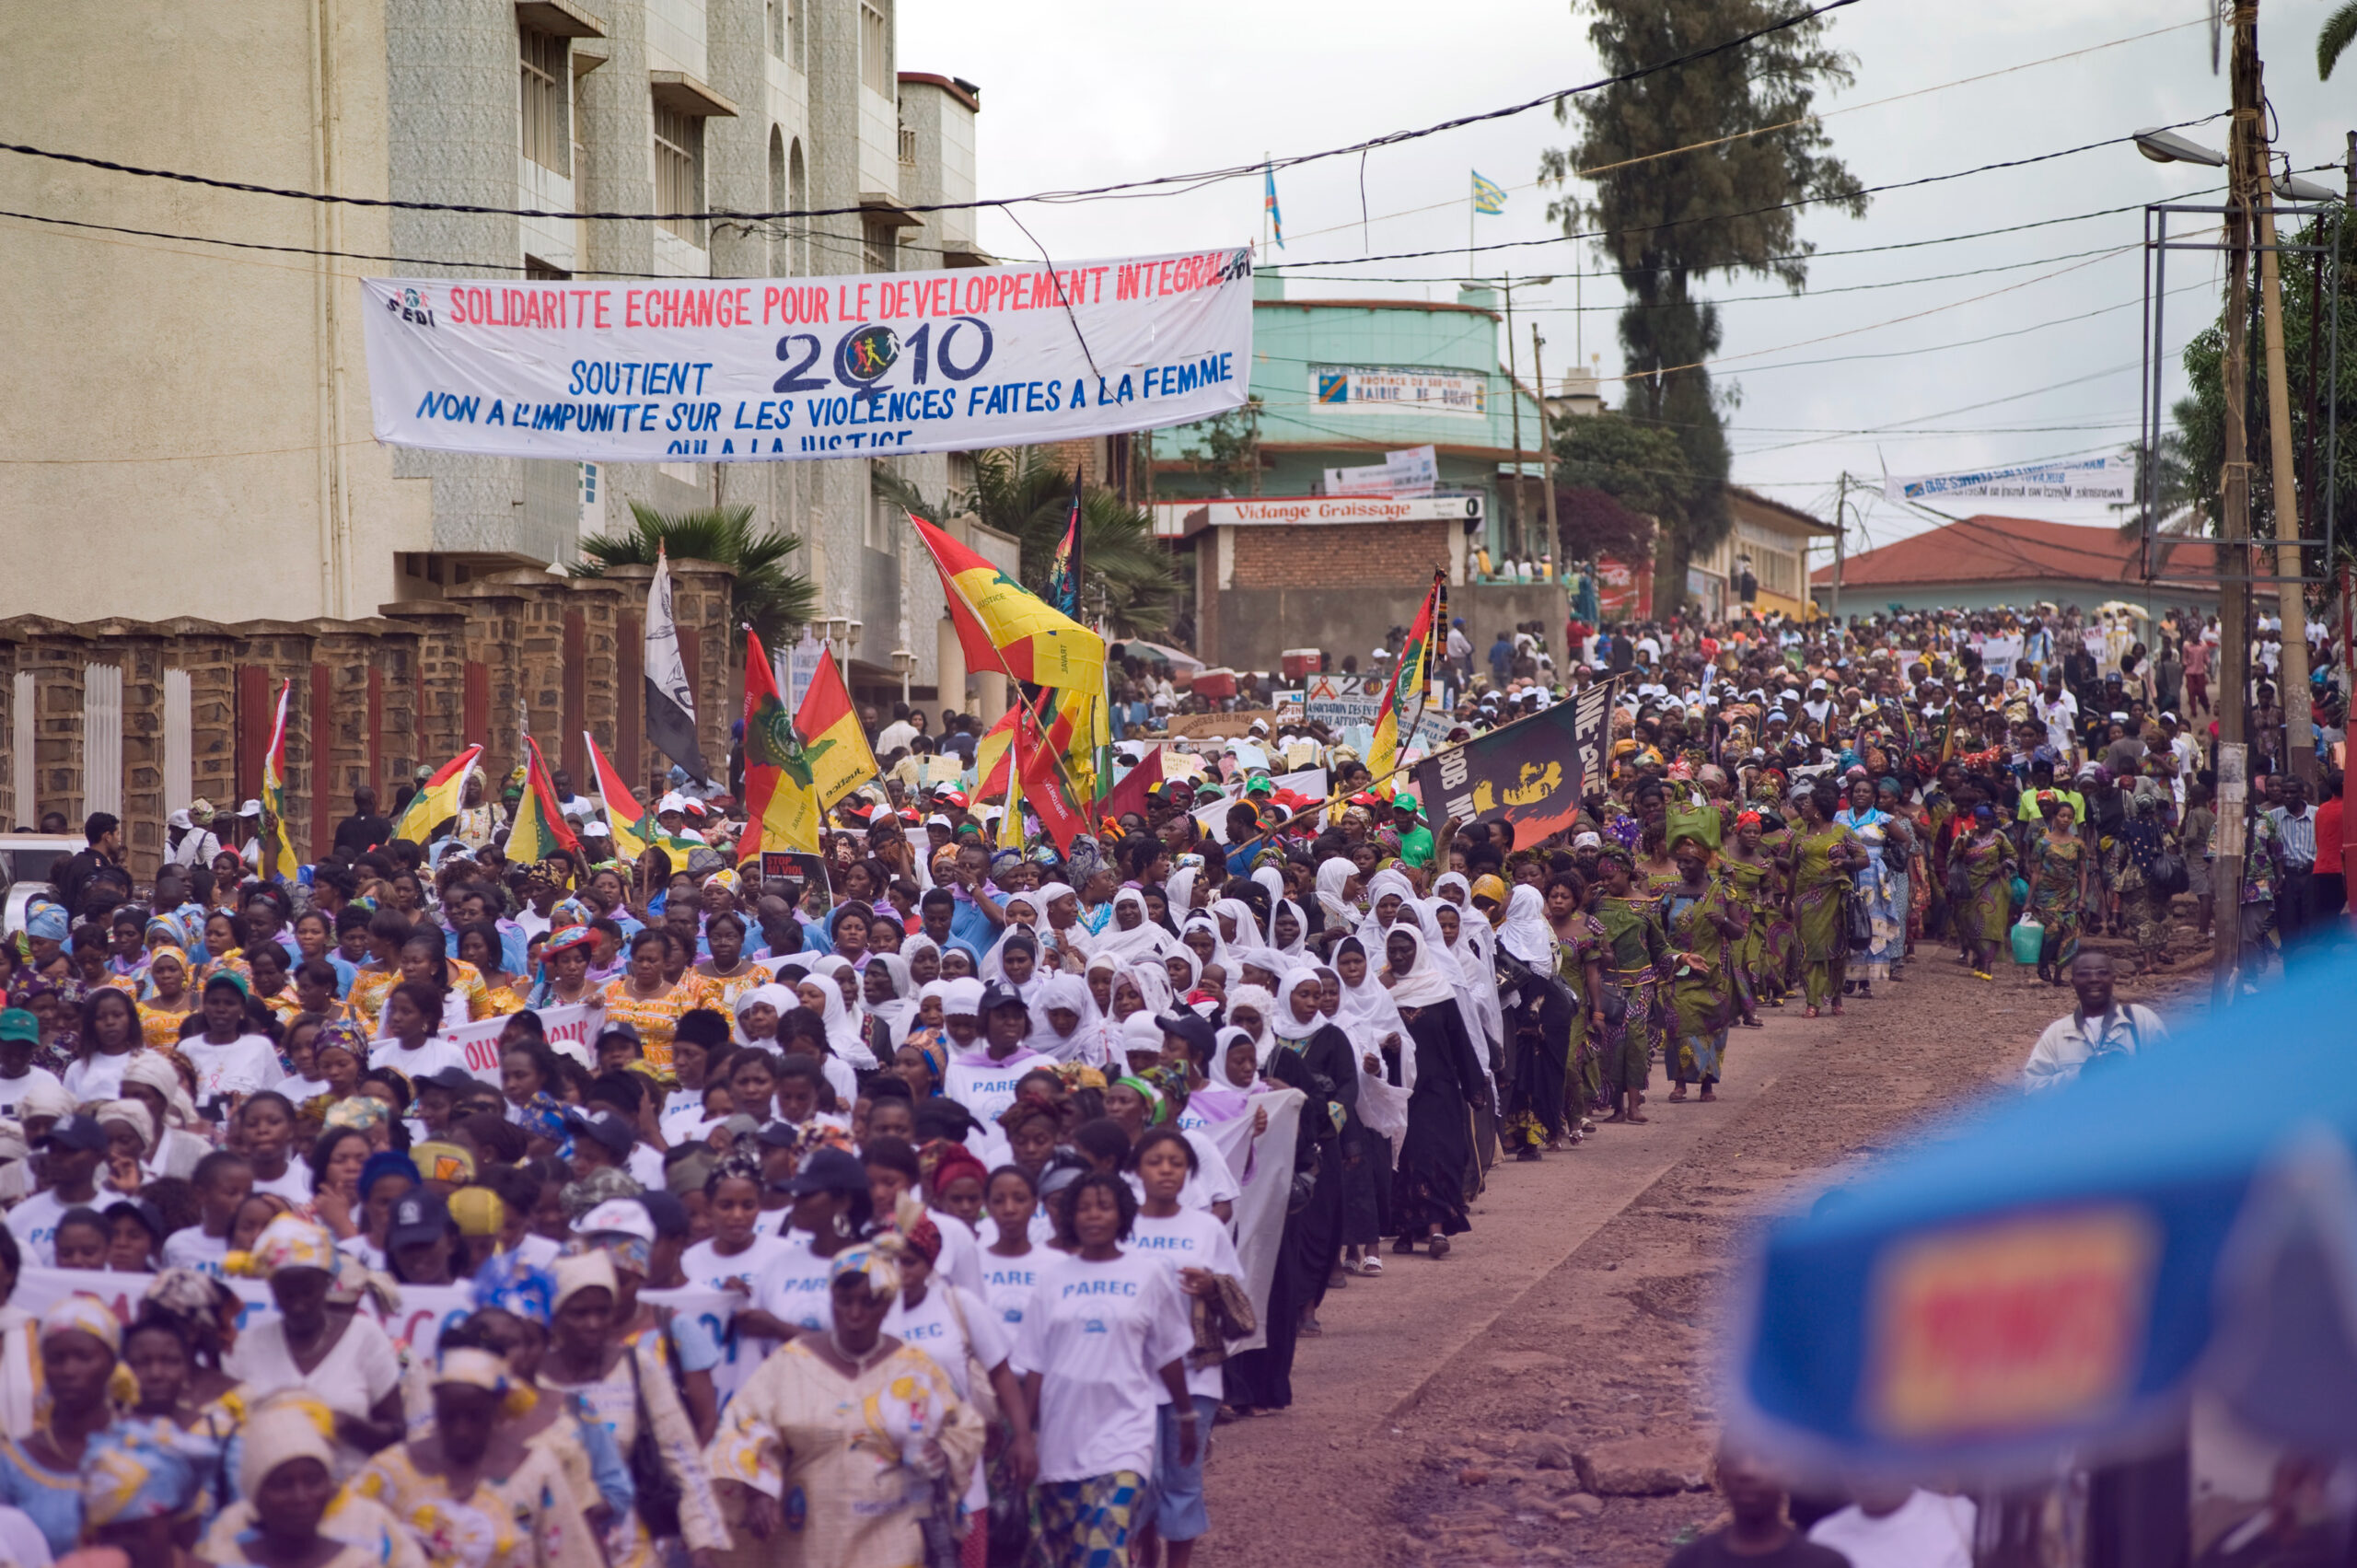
[237,1092,315,1204]
[1127,1126,1246,1566]
[179,973,284,1115]
[222,1214,405,1469]
[1013,1170,1195,1568]
[366,982,471,1081]
[881,1198,1036,1549]
[680,1151,797,1402]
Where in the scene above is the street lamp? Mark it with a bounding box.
[891,647,914,703]
[2134,127,2224,167]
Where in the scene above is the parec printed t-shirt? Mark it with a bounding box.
[1126,1207,1241,1401]
[751,1232,836,1334]
[1012,1249,1193,1483]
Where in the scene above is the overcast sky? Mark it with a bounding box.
[899,0,2351,555]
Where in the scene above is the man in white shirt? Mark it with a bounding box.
[2032,672,2080,761]
[1808,1485,1976,1568]
[875,703,920,759]
[2023,953,2166,1091]
[6,1114,111,1265]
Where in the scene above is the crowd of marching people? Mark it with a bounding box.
[0,594,2338,1567]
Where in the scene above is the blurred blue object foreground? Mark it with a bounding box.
[1731,957,2357,1482]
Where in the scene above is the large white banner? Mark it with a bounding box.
[362,249,1254,462]
[1884,456,2129,504]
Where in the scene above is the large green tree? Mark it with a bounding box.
[2169,217,2357,567]
[873,448,1185,636]
[1542,0,1864,614]
[571,502,818,645]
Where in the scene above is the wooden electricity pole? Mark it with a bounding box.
[2254,80,2313,782]
[2212,0,2259,993]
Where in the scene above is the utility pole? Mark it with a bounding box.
[1504,277,1526,564]
[1831,473,1848,628]
[1532,323,1561,578]
[2212,0,2259,995]
[2253,69,2312,782]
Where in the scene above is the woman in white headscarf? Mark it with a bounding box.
[1265,897,1309,960]
[860,951,919,1056]
[1354,869,1419,944]
[1221,984,1277,1068]
[1163,865,1202,925]
[795,969,877,1070]
[1492,884,1585,1156]
[1092,889,1173,965]
[1025,971,1109,1067]
[900,932,943,988]
[1314,856,1361,937]
[1209,896,1256,953]
[1120,961,1174,1019]
[1176,913,1232,983]
[1375,921,1487,1260]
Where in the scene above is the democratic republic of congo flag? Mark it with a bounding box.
[507,735,580,866]
[906,511,1105,690]
[1368,569,1446,785]
[392,744,484,843]
[260,679,301,882]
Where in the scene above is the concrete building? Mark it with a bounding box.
[1146,274,1566,673]
[1688,487,1838,621]
[1151,274,1552,565]
[3,0,983,706]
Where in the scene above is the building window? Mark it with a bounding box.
[654,105,703,247]
[524,256,571,280]
[898,120,916,167]
[766,0,784,59]
[860,2,889,95]
[518,25,569,176]
[863,217,896,273]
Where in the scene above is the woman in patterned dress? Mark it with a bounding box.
[1786,784,1868,1017]
[1587,851,1666,1125]
[1662,831,1747,1102]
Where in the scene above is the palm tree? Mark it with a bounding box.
[571,502,818,645]
[2323,0,2357,77]
[871,451,1184,637]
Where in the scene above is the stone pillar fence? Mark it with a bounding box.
[0,559,741,884]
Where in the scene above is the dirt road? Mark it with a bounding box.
[1201,946,2206,1566]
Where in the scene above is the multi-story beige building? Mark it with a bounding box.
[3,0,985,703]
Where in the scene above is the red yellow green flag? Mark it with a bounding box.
[741,627,825,857]
[1368,569,1445,784]
[580,733,650,863]
[906,511,1105,689]
[260,679,301,883]
[795,640,878,810]
[508,735,581,866]
[974,707,1019,800]
[392,745,484,843]
[1016,699,1089,854]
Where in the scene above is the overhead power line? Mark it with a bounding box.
[0,0,1862,226]
[1260,115,2226,274]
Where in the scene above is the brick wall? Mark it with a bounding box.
[0,560,719,883]
[1228,520,1456,590]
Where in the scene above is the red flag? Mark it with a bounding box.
[1016,703,1087,854]
[1097,746,1166,824]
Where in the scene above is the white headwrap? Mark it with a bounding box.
[1497,884,1557,970]
[796,969,877,1068]
[1027,971,1109,1065]
[1314,857,1360,928]
[1095,888,1172,963]
[1224,982,1278,1067]
[1266,897,1308,958]
[1177,913,1232,980]
[1121,961,1175,1017]
[1164,865,1201,922]
[1355,868,1420,942]
[861,951,918,1050]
